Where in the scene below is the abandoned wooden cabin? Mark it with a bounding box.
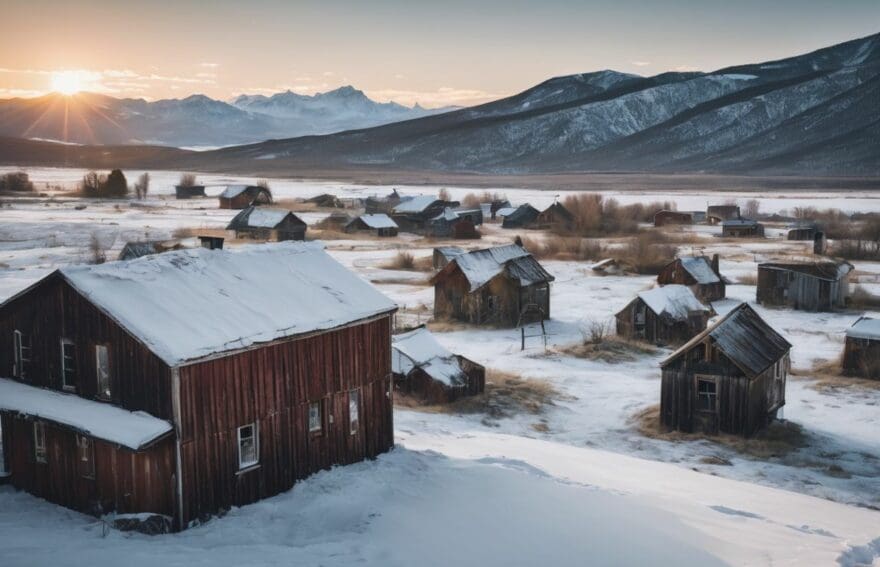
[218,185,273,210]
[174,185,206,199]
[391,327,485,404]
[433,246,465,269]
[657,255,726,302]
[615,285,713,346]
[756,261,852,311]
[454,207,484,226]
[391,196,459,233]
[706,205,741,224]
[843,317,880,379]
[197,235,224,250]
[787,223,819,241]
[365,189,403,214]
[344,214,399,237]
[660,303,791,437]
[427,208,479,239]
[118,240,184,261]
[305,194,344,208]
[533,202,575,231]
[501,204,540,229]
[430,244,554,327]
[0,242,397,530]
[654,210,694,227]
[226,207,307,241]
[722,219,765,238]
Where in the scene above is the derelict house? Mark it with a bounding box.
[756,261,852,311]
[660,303,791,437]
[654,210,694,227]
[501,204,540,229]
[118,240,184,261]
[787,222,819,241]
[226,207,307,241]
[390,196,459,233]
[657,255,726,302]
[533,202,575,231]
[305,194,344,208]
[431,244,554,327]
[843,317,880,379]
[427,208,479,239]
[722,219,765,237]
[485,199,512,220]
[174,185,206,199]
[218,185,273,209]
[706,205,741,224]
[365,189,403,214]
[615,285,713,346]
[344,214,399,237]
[432,246,465,270]
[0,243,397,530]
[391,327,485,404]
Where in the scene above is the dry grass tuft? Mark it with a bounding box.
[619,233,678,274]
[520,235,604,261]
[797,357,880,393]
[562,324,658,363]
[382,251,432,272]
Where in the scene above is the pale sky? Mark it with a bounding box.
[1,0,878,107]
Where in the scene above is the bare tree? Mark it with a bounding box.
[179,173,197,187]
[134,172,150,200]
[743,199,760,219]
[438,187,451,201]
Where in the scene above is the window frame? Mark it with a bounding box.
[308,401,323,434]
[77,434,95,479]
[349,389,360,435]
[94,344,111,401]
[60,338,77,392]
[33,421,47,464]
[695,375,718,413]
[236,423,259,471]
[13,330,31,380]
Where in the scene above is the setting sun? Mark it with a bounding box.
[50,71,85,95]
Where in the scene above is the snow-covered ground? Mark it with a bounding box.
[1,168,880,565]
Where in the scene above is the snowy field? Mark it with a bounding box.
[1,168,880,565]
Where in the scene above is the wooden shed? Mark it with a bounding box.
[305,193,344,208]
[427,208,479,239]
[365,189,403,214]
[501,204,540,229]
[707,205,741,224]
[174,185,206,199]
[722,219,764,238]
[843,317,880,379]
[787,223,818,241]
[345,214,399,237]
[431,244,554,327]
[756,261,852,311]
[391,327,485,404]
[533,202,575,231]
[391,196,459,233]
[660,303,791,437]
[657,255,726,302]
[218,185,272,209]
[432,247,465,270]
[0,242,397,530]
[654,210,694,227]
[615,285,713,346]
[226,207,307,241]
[118,240,184,261]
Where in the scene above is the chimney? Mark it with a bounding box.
[199,235,224,250]
[711,253,720,276]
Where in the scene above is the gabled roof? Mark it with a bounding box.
[226,207,304,230]
[353,214,398,229]
[431,207,460,222]
[434,246,465,259]
[847,316,880,340]
[541,202,574,220]
[51,242,397,366]
[219,184,258,199]
[391,327,469,387]
[503,203,540,223]
[758,261,852,281]
[635,285,711,321]
[431,244,553,291]
[678,256,721,284]
[662,303,791,377]
[393,195,442,214]
[495,207,517,217]
[0,378,172,450]
[119,241,160,259]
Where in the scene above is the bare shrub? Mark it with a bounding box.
[256,179,271,190]
[562,323,658,363]
[438,187,452,201]
[620,233,677,274]
[78,169,128,198]
[172,227,195,239]
[519,235,604,261]
[561,193,675,237]
[743,198,760,219]
[0,171,35,192]
[134,172,150,200]
[178,173,197,187]
[461,190,508,207]
[583,319,610,344]
[87,233,110,264]
[383,250,417,270]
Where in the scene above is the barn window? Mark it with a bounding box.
[77,435,95,479]
[696,378,717,412]
[309,402,323,434]
[61,339,77,392]
[13,330,31,380]
[349,389,360,435]
[95,345,111,400]
[33,421,47,464]
[237,423,259,470]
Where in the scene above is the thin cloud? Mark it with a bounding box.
[630,60,651,67]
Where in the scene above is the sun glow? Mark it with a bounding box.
[50,71,86,95]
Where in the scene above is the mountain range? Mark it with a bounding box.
[0,86,452,147]
[0,32,878,176]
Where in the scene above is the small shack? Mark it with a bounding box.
[118,240,184,261]
[315,211,353,231]
[660,303,791,436]
[391,196,459,233]
[431,244,554,327]
[707,205,741,224]
[657,255,725,302]
[501,204,540,229]
[722,219,764,238]
[427,208,479,239]
[756,261,852,311]
[843,317,880,379]
[654,210,694,227]
[454,208,484,226]
[226,207,307,241]
[305,194,344,208]
[345,214,399,237]
[487,199,512,220]
[534,202,575,231]
[615,285,713,346]
[433,247,465,270]
[218,185,273,209]
[365,189,403,214]
[391,327,485,404]
[174,185,206,199]
[787,223,819,241]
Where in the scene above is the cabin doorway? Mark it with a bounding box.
[634,304,647,338]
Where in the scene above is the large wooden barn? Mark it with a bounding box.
[218,185,273,209]
[615,285,713,346]
[0,242,397,530]
[391,327,485,404]
[431,244,554,327]
[226,207,307,241]
[660,303,791,437]
[843,317,880,379]
[656,255,726,302]
[756,261,852,311]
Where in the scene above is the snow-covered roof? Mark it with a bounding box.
[846,317,880,340]
[391,328,469,387]
[219,184,253,198]
[355,214,398,229]
[57,242,397,366]
[227,207,300,230]
[495,207,517,217]
[432,208,460,222]
[393,195,440,214]
[438,244,554,291]
[722,219,760,227]
[637,285,710,321]
[679,257,721,284]
[0,378,172,450]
